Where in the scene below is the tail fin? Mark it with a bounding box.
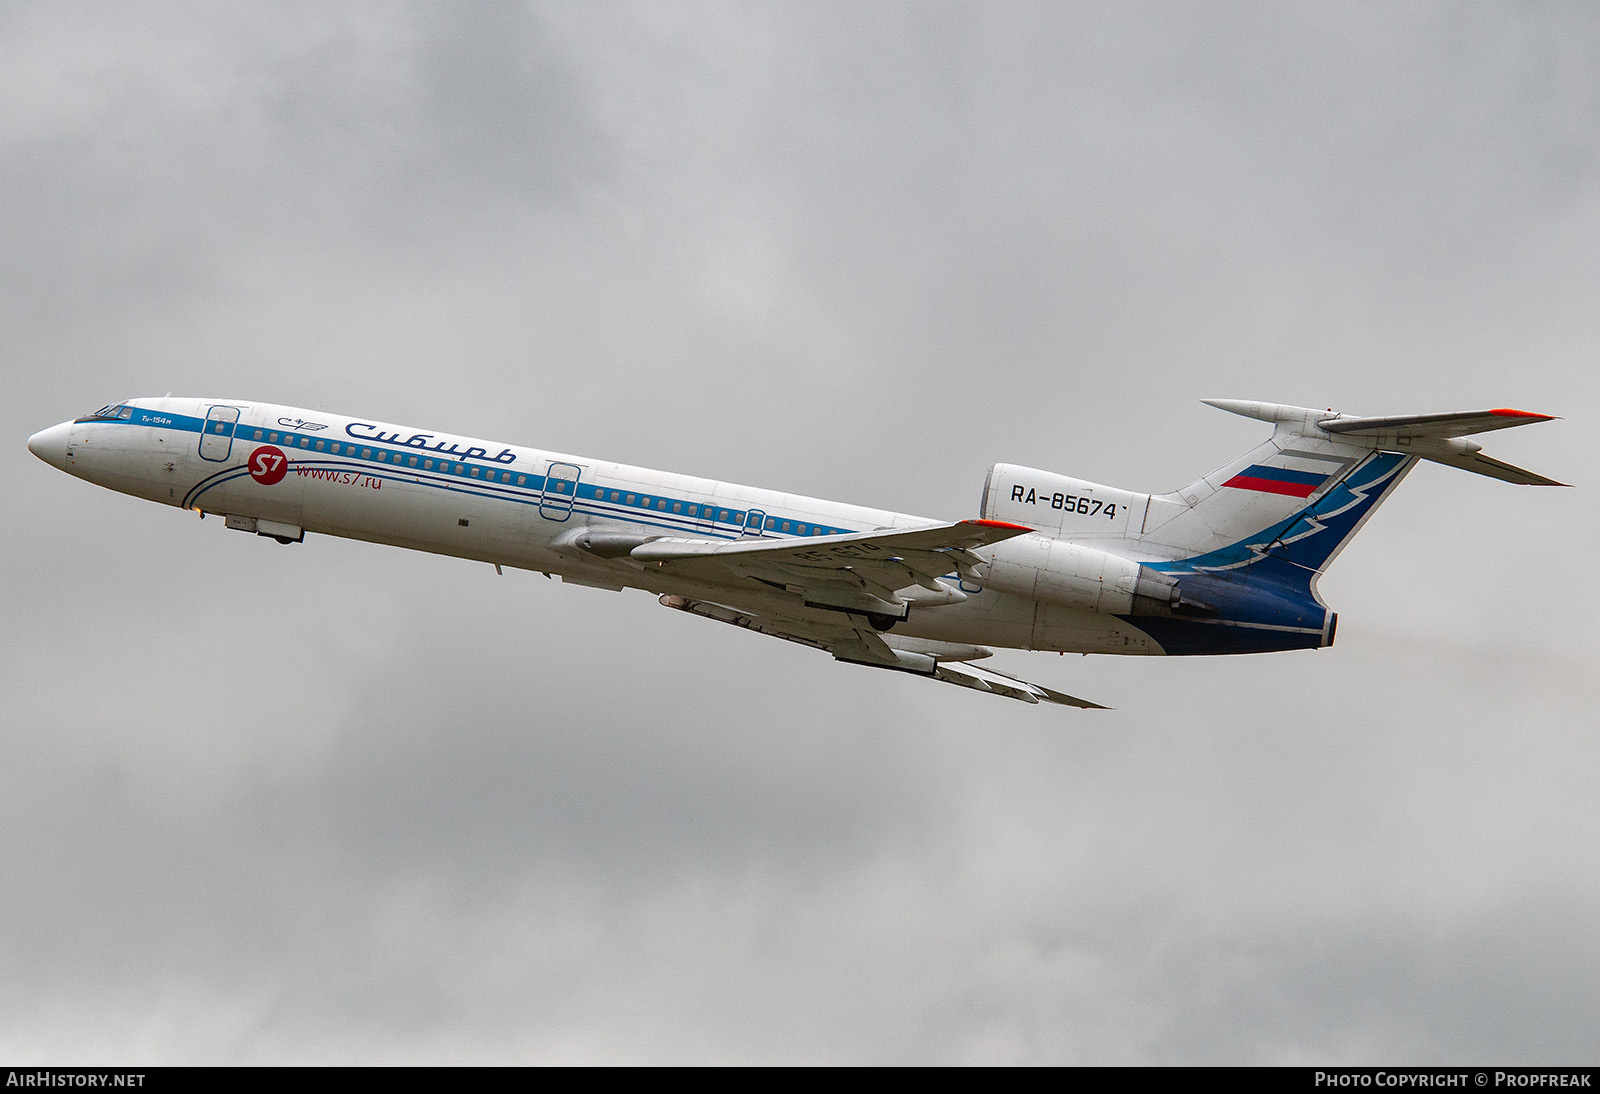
[1136,400,1564,572]
[1116,400,1561,654]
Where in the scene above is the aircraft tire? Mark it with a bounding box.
[864,611,898,632]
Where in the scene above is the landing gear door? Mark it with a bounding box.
[199,405,242,462]
[540,462,582,522]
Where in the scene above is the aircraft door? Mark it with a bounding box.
[540,462,582,521]
[742,508,766,538]
[198,405,241,462]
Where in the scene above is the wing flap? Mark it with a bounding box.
[936,662,1109,708]
[658,594,1106,709]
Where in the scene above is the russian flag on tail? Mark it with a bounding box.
[1222,464,1329,498]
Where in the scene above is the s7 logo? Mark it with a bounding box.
[248,446,288,485]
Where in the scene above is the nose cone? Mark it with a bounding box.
[27,420,73,471]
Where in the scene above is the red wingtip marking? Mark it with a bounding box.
[965,519,1032,530]
[1491,408,1555,420]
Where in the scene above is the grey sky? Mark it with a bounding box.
[3,1,1595,1063]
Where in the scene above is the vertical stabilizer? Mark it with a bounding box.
[1135,402,1393,572]
[1106,399,1559,656]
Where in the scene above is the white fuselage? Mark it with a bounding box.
[30,397,1166,656]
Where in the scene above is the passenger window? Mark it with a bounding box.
[269,433,279,443]
[470,467,480,477]
[362,448,372,459]
[299,438,309,448]
[316,440,325,451]
[408,456,417,467]
[673,503,682,513]
[253,429,263,441]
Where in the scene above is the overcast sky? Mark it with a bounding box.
[3,1,1596,1064]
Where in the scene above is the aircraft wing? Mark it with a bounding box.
[630,518,1106,706]
[629,518,1033,609]
[658,594,1107,708]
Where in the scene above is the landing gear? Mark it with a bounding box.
[864,611,899,632]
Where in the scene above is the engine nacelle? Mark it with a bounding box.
[982,463,1152,537]
[979,534,1180,616]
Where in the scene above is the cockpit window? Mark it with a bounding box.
[88,404,134,421]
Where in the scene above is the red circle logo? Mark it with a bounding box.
[248,445,288,485]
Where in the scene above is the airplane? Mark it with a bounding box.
[27,397,1565,708]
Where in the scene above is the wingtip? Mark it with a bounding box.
[1490,408,1559,422]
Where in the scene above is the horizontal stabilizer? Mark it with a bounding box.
[1201,400,1566,487]
[1318,408,1558,439]
[1315,406,1566,486]
[1400,447,1567,487]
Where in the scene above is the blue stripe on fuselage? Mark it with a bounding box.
[147,414,862,541]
